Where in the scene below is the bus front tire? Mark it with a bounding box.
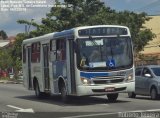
[60,83,69,103]
[107,93,118,102]
[128,92,136,98]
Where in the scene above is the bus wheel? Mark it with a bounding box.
[60,83,68,103]
[128,92,136,98]
[35,81,43,98]
[107,93,118,102]
[150,88,158,100]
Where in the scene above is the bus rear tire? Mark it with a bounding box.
[35,81,43,98]
[60,83,69,103]
[107,93,118,102]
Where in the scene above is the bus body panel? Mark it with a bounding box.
[77,82,135,96]
[74,67,135,96]
[23,33,55,93]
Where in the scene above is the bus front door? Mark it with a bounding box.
[68,39,76,94]
[43,44,50,91]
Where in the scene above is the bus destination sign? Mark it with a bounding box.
[78,27,128,36]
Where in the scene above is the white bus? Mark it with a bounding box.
[22,25,135,102]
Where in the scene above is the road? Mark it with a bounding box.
[0,84,160,118]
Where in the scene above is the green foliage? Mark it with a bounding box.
[12,33,27,59]
[111,11,155,52]
[0,30,8,39]
[12,33,27,71]
[0,48,13,70]
[0,77,10,80]
[17,0,155,53]
[135,29,156,52]
[0,33,27,78]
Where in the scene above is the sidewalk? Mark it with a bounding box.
[0,79,23,84]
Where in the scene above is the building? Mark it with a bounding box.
[0,40,10,48]
[141,15,160,54]
[0,36,16,49]
[138,15,160,65]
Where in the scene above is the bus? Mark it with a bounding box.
[22,25,135,102]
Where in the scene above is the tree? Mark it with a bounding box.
[11,33,27,78]
[112,11,156,52]
[0,48,13,71]
[17,0,155,53]
[0,33,27,78]
[0,30,8,40]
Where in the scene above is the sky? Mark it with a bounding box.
[0,0,160,37]
[105,0,160,14]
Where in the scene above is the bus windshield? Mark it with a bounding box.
[76,36,133,70]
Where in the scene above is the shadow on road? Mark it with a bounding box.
[128,95,160,101]
[15,95,130,106]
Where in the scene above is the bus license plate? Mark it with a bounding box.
[105,87,115,92]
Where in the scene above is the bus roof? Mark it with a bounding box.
[54,25,130,38]
[23,25,130,44]
[74,25,129,30]
[23,32,56,44]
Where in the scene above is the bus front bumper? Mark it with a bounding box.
[76,81,135,96]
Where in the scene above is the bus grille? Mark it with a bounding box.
[92,76,124,84]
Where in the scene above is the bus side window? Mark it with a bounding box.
[56,40,66,61]
[31,42,40,63]
[50,40,56,61]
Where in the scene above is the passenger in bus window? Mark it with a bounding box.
[80,53,88,67]
[89,50,101,62]
[56,40,66,61]
[57,50,61,60]
[61,44,66,60]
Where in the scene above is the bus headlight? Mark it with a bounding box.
[125,74,133,82]
[81,78,91,85]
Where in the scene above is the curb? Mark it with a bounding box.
[0,80,23,84]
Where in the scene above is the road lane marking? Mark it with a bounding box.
[146,109,160,112]
[7,105,23,110]
[7,105,34,113]
[61,109,160,118]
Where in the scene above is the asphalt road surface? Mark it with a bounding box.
[0,83,160,118]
